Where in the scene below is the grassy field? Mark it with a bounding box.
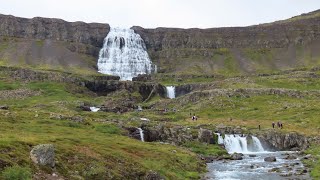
[0,78,208,179]
[1,66,320,179]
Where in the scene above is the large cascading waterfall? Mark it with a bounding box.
[97,27,157,81]
[166,86,176,99]
[216,133,265,154]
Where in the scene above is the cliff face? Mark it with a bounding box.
[0,14,109,49]
[0,10,320,76]
[0,14,109,74]
[132,10,320,75]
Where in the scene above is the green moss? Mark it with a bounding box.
[1,165,32,180]
[183,141,227,156]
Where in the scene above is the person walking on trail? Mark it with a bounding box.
[272,122,275,129]
[277,121,280,128]
[280,123,283,129]
[258,124,261,131]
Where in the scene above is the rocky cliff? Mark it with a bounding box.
[132,10,320,75]
[1,10,320,76]
[0,14,109,73]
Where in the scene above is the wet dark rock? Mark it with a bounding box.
[0,105,9,110]
[284,154,297,160]
[30,144,55,167]
[249,154,257,157]
[126,127,142,141]
[264,156,277,162]
[268,167,281,173]
[280,173,293,177]
[198,128,214,144]
[79,105,91,111]
[231,153,243,160]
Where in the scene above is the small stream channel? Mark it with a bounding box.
[205,134,310,180]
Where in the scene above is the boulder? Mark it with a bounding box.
[230,153,243,160]
[249,154,257,157]
[30,144,55,167]
[0,105,9,110]
[284,154,297,160]
[264,156,276,162]
[198,128,214,144]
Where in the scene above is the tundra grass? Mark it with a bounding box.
[0,80,205,179]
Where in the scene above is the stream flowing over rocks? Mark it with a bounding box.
[205,134,310,180]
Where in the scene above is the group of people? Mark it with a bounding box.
[272,121,283,129]
[190,112,198,121]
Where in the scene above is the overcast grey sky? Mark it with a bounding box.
[0,0,320,28]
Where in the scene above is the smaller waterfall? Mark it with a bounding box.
[138,128,145,142]
[166,86,176,99]
[215,133,265,154]
[90,107,100,112]
[216,133,224,145]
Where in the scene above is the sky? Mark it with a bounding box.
[0,0,320,28]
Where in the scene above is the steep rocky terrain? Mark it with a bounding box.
[0,14,109,74]
[1,10,320,179]
[133,10,320,75]
[1,10,320,76]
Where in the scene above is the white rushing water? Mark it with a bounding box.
[215,133,265,154]
[89,107,100,112]
[138,128,144,142]
[208,134,310,180]
[97,27,157,81]
[166,86,176,99]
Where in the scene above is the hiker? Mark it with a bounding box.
[195,116,198,121]
[258,124,261,131]
[280,123,283,129]
[277,121,280,128]
[272,122,275,129]
[192,116,195,121]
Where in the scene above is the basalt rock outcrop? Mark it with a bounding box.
[132,10,320,74]
[258,131,309,151]
[0,14,109,55]
[1,11,320,75]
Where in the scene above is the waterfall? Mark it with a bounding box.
[97,27,157,81]
[138,128,144,142]
[166,86,176,99]
[215,133,265,154]
[90,107,100,112]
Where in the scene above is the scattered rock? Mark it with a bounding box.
[0,105,9,110]
[249,154,257,157]
[284,154,297,160]
[231,153,243,160]
[280,173,293,177]
[268,167,281,173]
[264,156,276,162]
[144,170,164,180]
[303,154,312,159]
[79,105,91,111]
[30,144,55,167]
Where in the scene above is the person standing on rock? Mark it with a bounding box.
[272,122,275,129]
[280,123,283,129]
[258,124,261,130]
